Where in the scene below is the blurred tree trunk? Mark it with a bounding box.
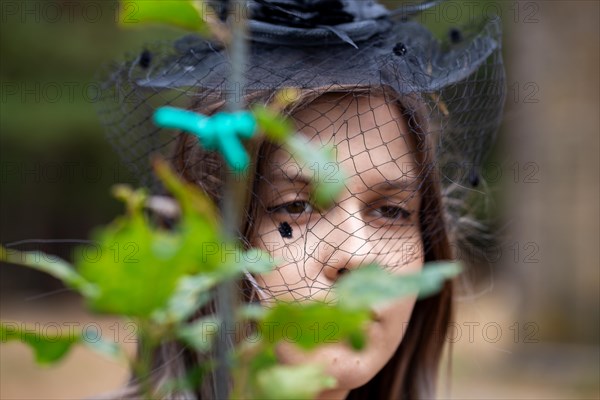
[505,0,599,344]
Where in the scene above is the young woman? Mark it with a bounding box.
[99,1,505,398]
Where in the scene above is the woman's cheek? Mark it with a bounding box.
[253,219,328,301]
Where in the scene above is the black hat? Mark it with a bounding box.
[98,0,505,191]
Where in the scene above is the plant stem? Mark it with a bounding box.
[131,319,157,400]
[214,1,249,398]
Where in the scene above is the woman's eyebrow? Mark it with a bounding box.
[269,169,421,193]
[270,167,312,185]
[370,178,420,193]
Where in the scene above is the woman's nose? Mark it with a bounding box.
[317,210,377,281]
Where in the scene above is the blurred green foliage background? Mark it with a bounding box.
[1,0,182,294]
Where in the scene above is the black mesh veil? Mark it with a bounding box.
[96,0,506,303]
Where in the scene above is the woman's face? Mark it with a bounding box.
[252,93,424,394]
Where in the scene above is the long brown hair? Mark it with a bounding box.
[117,86,454,400]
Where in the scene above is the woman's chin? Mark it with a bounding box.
[276,342,376,390]
[275,322,391,391]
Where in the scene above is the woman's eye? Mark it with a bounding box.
[267,201,313,215]
[375,205,412,221]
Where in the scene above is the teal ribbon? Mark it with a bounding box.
[154,107,257,172]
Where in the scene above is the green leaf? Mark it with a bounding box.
[217,248,278,280]
[259,302,369,350]
[75,218,217,317]
[1,322,79,364]
[177,316,220,352]
[415,261,462,299]
[335,262,462,311]
[112,184,148,216]
[253,88,303,143]
[152,248,276,323]
[253,105,294,142]
[153,158,219,227]
[77,214,179,316]
[348,330,366,350]
[284,135,346,209]
[83,339,124,360]
[255,364,336,400]
[237,304,268,321]
[153,274,216,324]
[76,161,222,317]
[248,346,278,373]
[118,0,208,34]
[0,246,97,299]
